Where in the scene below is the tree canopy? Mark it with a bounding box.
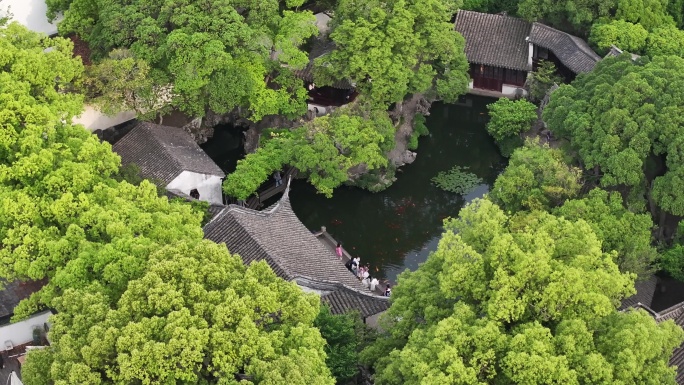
[589,20,648,54]
[544,54,684,216]
[485,98,537,142]
[21,241,333,385]
[315,0,470,107]
[555,188,657,278]
[223,106,395,199]
[1,23,336,384]
[47,0,317,118]
[365,199,683,384]
[490,140,582,212]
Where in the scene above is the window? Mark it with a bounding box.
[504,69,526,86]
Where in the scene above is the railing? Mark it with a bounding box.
[243,167,298,209]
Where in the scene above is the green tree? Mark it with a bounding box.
[589,20,648,54]
[81,49,169,120]
[527,60,561,102]
[486,98,537,142]
[517,0,615,31]
[315,0,470,107]
[667,0,684,27]
[314,305,363,383]
[48,0,317,119]
[614,0,675,31]
[646,25,684,57]
[21,241,335,385]
[490,140,582,212]
[0,22,207,317]
[543,54,684,217]
[555,188,657,278]
[365,199,683,384]
[224,107,395,199]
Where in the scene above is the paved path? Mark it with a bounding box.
[315,228,394,297]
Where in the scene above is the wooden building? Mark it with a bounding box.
[454,11,601,97]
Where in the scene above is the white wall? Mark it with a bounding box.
[3,0,61,36]
[73,105,136,132]
[0,311,51,351]
[528,42,534,68]
[166,171,223,205]
[502,84,527,97]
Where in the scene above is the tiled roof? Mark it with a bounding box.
[292,38,355,90]
[113,122,224,185]
[203,190,367,292]
[321,286,389,318]
[620,275,658,310]
[529,22,601,73]
[604,45,641,60]
[454,10,532,72]
[0,279,47,321]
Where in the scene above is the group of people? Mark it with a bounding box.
[338,243,391,297]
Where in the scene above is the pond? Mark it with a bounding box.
[289,95,505,281]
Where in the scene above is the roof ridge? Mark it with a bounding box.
[136,121,188,177]
[531,22,600,61]
[299,277,386,298]
[656,302,684,319]
[205,207,294,279]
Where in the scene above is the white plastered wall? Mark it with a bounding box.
[166,171,223,205]
[0,310,52,351]
[502,84,527,97]
[72,105,136,132]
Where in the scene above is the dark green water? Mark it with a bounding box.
[289,96,505,281]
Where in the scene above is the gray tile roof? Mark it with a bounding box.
[203,191,368,292]
[671,311,684,385]
[453,11,600,74]
[454,10,532,72]
[321,287,389,319]
[529,22,601,73]
[620,275,658,310]
[113,122,224,185]
[0,279,47,321]
[604,45,641,60]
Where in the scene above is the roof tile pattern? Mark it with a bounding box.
[113,122,224,185]
[620,275,658,310]
[671,311,684,385]
[0,279,47,321]
[454,10,532,71]
[204,196,366,291]
[322,287,389,318]
[529,23,601,73]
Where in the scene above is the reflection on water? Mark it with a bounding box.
[290,96,506,281]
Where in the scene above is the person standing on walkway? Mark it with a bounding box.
[335,243,343,260]
[384,284,392,297]
[361,266,370,280]
[370,277,379,291]
[273,171,283,187]
[351,257,360,275]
